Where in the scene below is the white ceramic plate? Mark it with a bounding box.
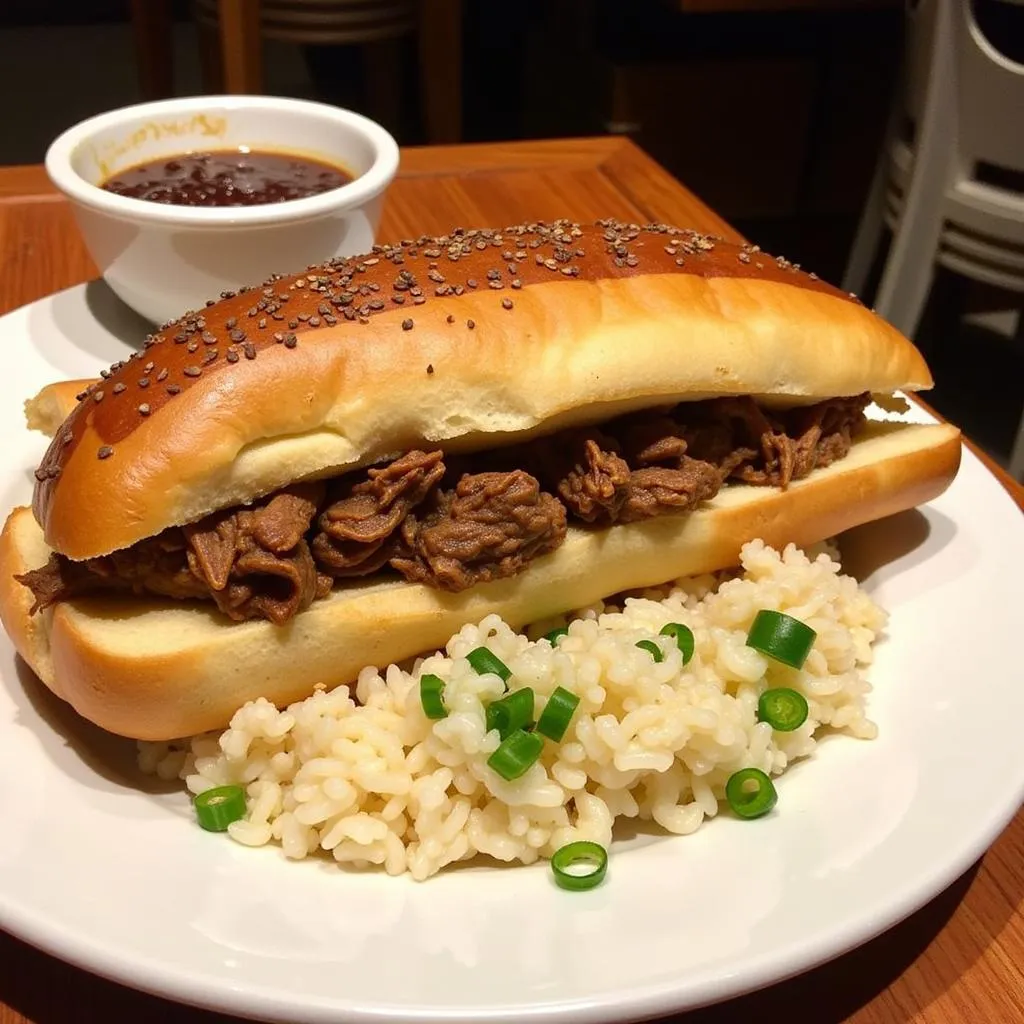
[0,283,1022,1024]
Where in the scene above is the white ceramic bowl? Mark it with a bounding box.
[45,95,400,325]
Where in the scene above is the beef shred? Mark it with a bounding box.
[619,459,723,523]
[687,393,870,487]
[19,394,869,622]
[391,470,567,592]
[19,484,326,625]
[523,428,631,523]
[311,449,445,577]
[615,413,692,467]
[16,555,130,614]
[183,484,326,624]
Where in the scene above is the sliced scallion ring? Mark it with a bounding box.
[467,646,512,684]
[535,686,580,742]
[725,768,778,819]
[635,639,664,662]
[485,687,535,739]
[551,841,608,891]
[659,622,695,664]
[420,673,449,720]
[746,610,817,669]
[194,785,247,832]
[757,687,809,732]
[487,728,544,781]
[544,626,569,645]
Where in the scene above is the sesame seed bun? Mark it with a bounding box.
[31,220,932,561]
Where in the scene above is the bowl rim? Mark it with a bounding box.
[44,94,400,229]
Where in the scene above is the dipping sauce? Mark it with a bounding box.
[101,149,355,207]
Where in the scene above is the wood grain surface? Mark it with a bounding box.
[0,138,1020,1024]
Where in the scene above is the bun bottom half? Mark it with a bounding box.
[0,421,962,741]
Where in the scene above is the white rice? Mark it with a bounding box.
[138,539,886,881]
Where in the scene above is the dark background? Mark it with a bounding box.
[0,0,1020,465]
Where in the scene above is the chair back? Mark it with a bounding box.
[193,0,417,45]
[953,0,1024,181]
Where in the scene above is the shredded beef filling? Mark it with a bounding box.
[520,428,631,523]
[619,459,724,524]
[19,393,869,621]
[182,484,327,625]
[311,449,445,577]
[392,470,567,592]
[21,483,326,624]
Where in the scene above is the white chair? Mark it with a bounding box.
[843,0,1024,481]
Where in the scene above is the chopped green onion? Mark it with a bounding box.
[487,728,544,781]
[551,841,608,891]
[485,687,535,739]
[746,610,817,669]
[467,646,511,684]
[535,686,580,742]
[635,639,664,662]
[419,674,448,720]
[660,622,695,664]
[757,687,808,732]
[725,768,778,820]
[194,785,247,832]
[544,626,569,645]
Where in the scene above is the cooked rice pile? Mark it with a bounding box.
[139,540,886,881]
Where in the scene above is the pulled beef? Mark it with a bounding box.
[523,428,631,523]
[595,411,724,522]
[183,484,326,625]
[614,412,691,467]
[785,392,870,476]
[735,430,797,488]
[682,393,870,488]
[15,558,71,613]
[18,394,868,622]
[560,439,631,521]
[684,397,778,480]
[20,484,325,625]
[705,396,797,486]
[619,458,723,523]
[94,532,209,602]
[199,539,323,625]
[525,417,722,526]
[681,416,756,477]
[16,532,209,613]
[391,470,567,592]
[312,450,445,577]
[15,555,128,614]
[105,533,207,600]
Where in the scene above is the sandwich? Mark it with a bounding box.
[0,219,962,740]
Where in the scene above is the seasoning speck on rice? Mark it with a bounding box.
[139,540,885,882]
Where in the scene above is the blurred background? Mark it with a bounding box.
[0,0,1021,470]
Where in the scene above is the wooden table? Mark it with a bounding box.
[0,138,1021,1024]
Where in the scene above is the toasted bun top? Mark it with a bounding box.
[33,219,932,559]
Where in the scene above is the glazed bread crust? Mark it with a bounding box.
[3,421,962,740]
[31,221,933,560]
[24,380,91,438]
